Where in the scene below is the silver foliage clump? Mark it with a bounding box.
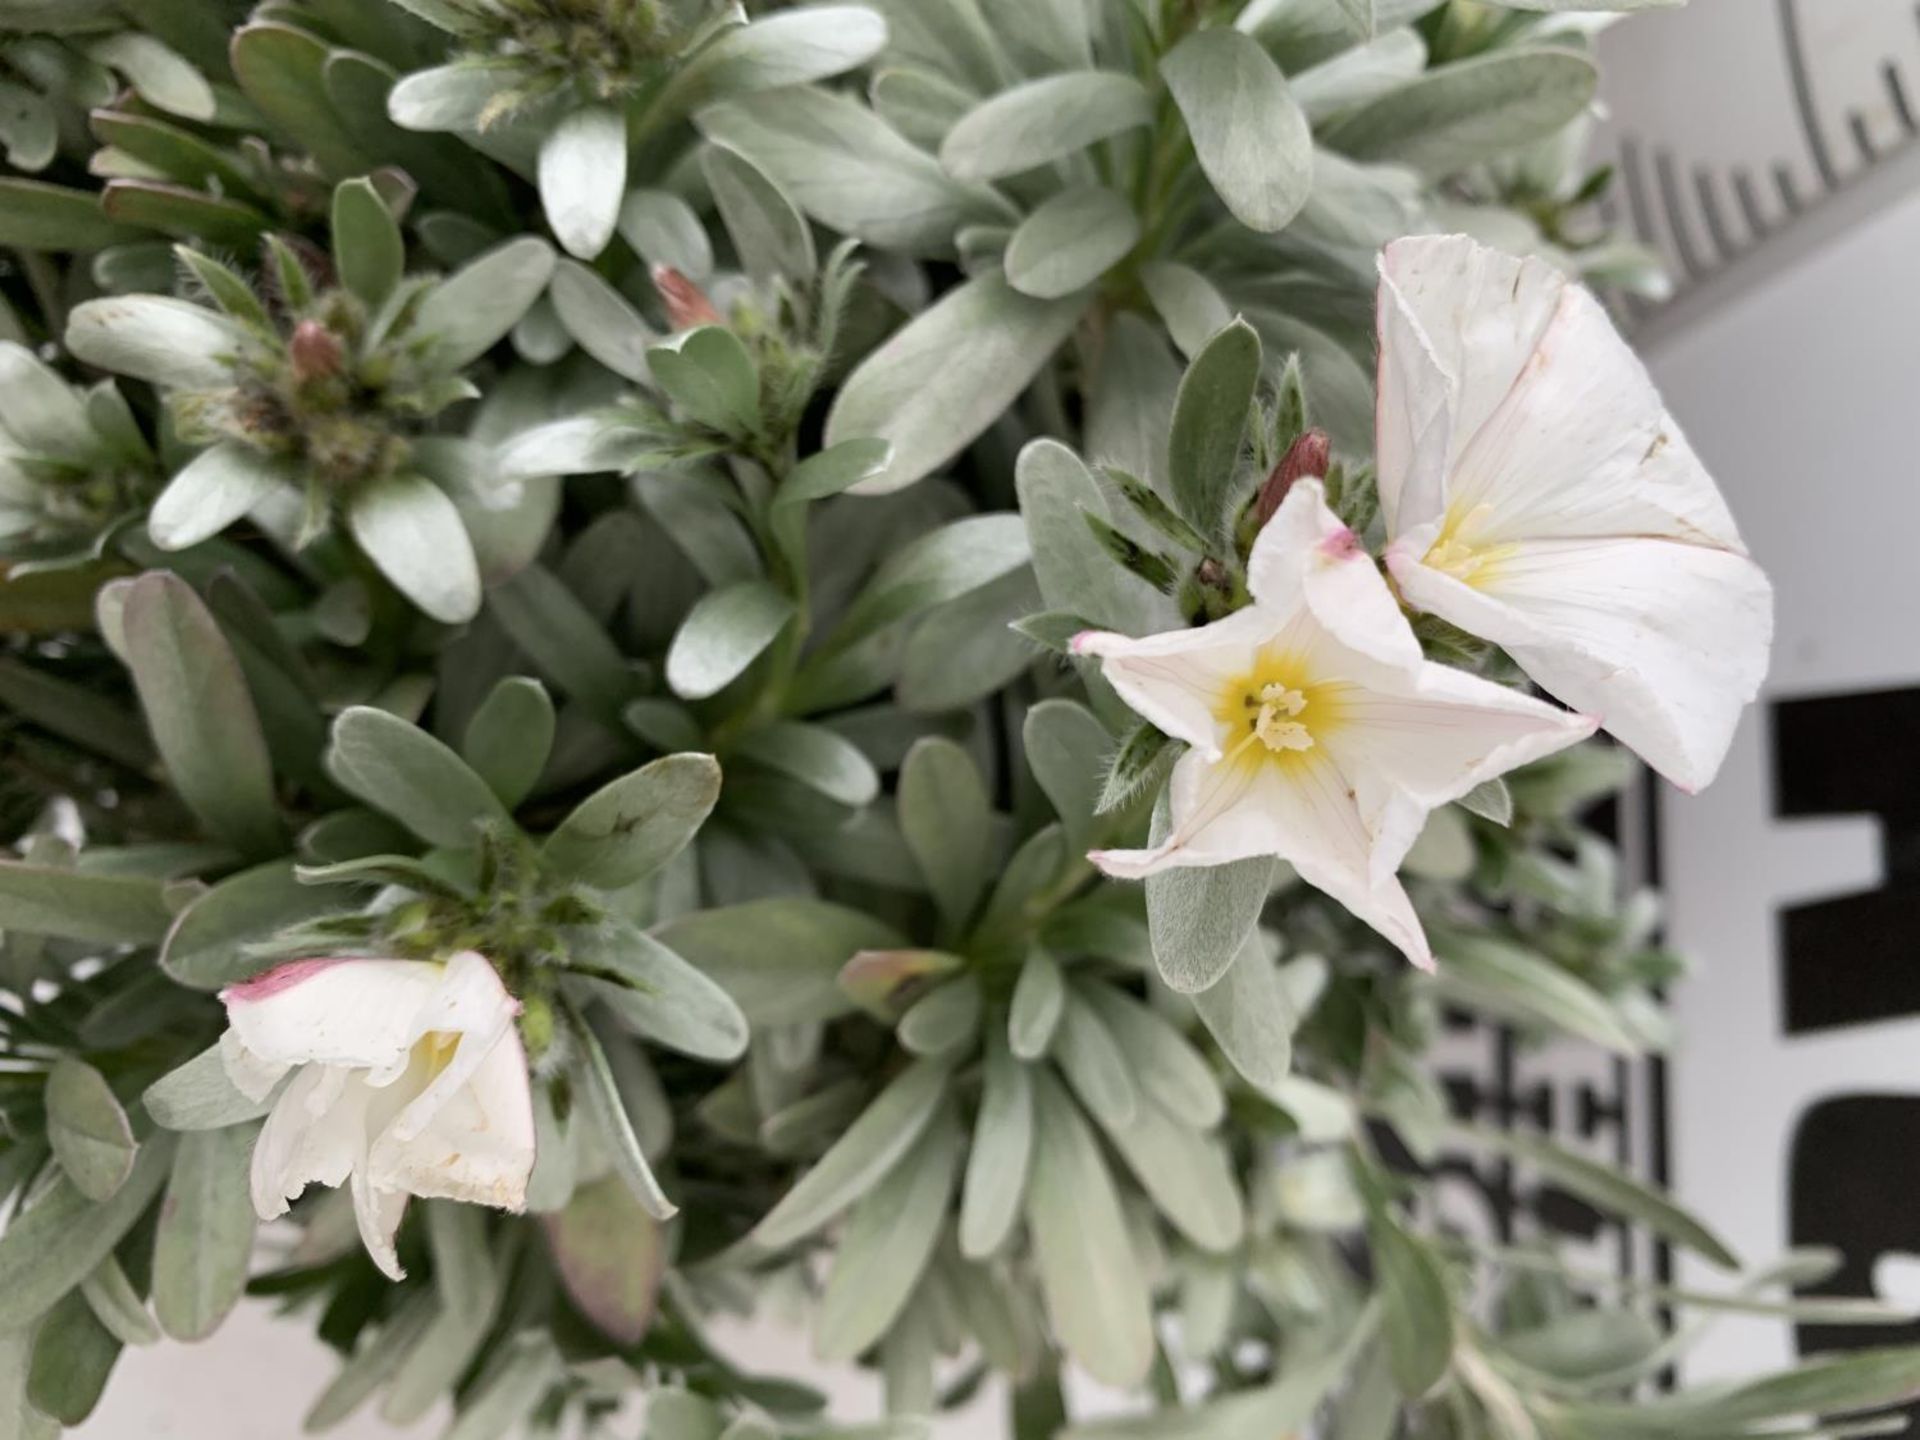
[0,1,1906,1438]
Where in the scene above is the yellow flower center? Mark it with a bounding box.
[1215,652,1347,770]
[1423,501,1517,588]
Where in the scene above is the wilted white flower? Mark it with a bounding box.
[1074,480,1594,969]
[1377,233,1773,791]
[220,950,536,1279]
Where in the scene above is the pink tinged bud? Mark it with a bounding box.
[651,264,721,331]
[1255,427,1331,528]
[289,320,345,384]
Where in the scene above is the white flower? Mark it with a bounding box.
[1074,480,1594,969]
[1376,233,1773,791]
[220,950,537,1280]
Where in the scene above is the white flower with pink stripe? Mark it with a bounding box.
[219,950,536,1279]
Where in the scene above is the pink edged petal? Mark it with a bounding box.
[1090,750,1277,878]
[1264,758,1433,971]
[1377,234,1566,490]
[1445,282,1745,550]
[1074,608,1279,760]
[1485,536,1774,790]
[249,1066,366,1220]
[222,957,444,1075]
[1249,480,1424,673]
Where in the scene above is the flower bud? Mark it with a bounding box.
[652,264,722,330]
[289,319,345,385]
[1254,427,1330,528]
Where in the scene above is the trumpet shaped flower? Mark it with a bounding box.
[220,950,536,1280]
[1376,234,1773,791]
[1075,481,1594,969]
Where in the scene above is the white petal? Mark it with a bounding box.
[0,342,94,461]
[1376,233,1564,519]
[1456,536,1770,790]
[1268,756,1432,970]
[1443,281,1744,549]
[1092,749,1278,875]
[539,104,628,261]
[149,442,293,551]
[249,1066,367,1220]
[222,957,444,1077]
[1372,270,1455,535]
[64,295,247,390]
[351,1168,410,1281]
[218,1027,290,1104]
[1073,606,1279,761]
[1247,479,1424,672]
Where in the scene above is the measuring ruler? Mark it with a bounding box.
[1593,0,1920,330]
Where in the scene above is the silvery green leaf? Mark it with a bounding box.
[649,1389,723,1440]
[568,916,749,1063]
[655,898,905,1025]
[413,236,556,371]
[442,1337,559,1440]
[654,5,889,119]
[86,32,214,121]
[152,1125,254,1341]
[1161,28,1310,233]
[978,0,1092,71]
[1166,317,1260,538]
[959,1032,1032,1258]
[65,294,246,389]
[543,753,721,891]
[147,442,293,552]
[304,1293,436,1432]
[0,1138,176,1330]
[461,676,554,809]
[870,67,974,149]
[142,1043,274,1130]
[160,858,347,991]
[0,860,173,945]
[1453,1122,1739,1269]
[666,580,795,700]
[617,188,713,281]
[1430,933,1644,1053]
[1238,307,1375,454]
[699,88,1014,256]
[897,736,992,933]
[378,1205,499,1421]
[826,513,1032,653]
[1052,988,1137,1130]
[332,176,404,308]
[47,1059,137,1203]
[816,1103,962,1360]
[635,469,764,587]
[1139,261,1234,361]
[702,142,816,283]
[649,325,761,435]
[1007,948,1065,1060]
[1238,0,1435,70]
[387,58,520,132]
[896,566,1039,713]
[573,1016,676,1221]
[79,1256,157,1348]
[28,1290,117,1426]
[328,704,509,849]
[737,721,880,808]
[939,71,1152,181]
[549,261,655,382]
[0,82,55,172]
[539,103,626,260]
[121,571,283,858]
[347,472,483,624]
[1015,438,1170,637]
[1292,28,1426,123]
[1459,777,1513,825]
[1190,930,1298,1091]
[0,341,93,460]
[825,274,1083,491]
[1147,815,1275,995]
[1082,984,1224,1128]
[541,1175,665,1347]
[897,975,981,1057]
[489,563,640,725]
[1025,1070,1152,1387]
[1320,48,1599,178]
[1371,1212,1453,1396]
[1004,185,1138,301]
[867,0,1005,92]
[1021,699,1109,854]
[1097,1092,1243,1253]
[751,1057,952,1248]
